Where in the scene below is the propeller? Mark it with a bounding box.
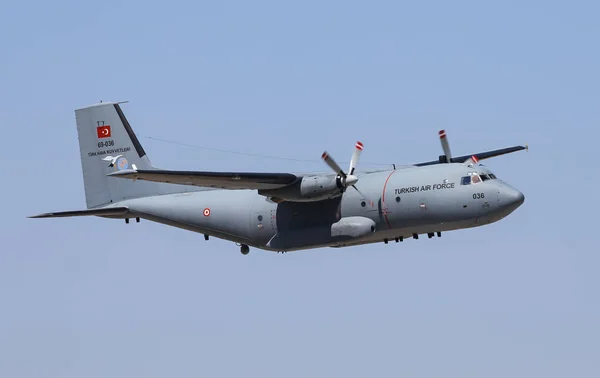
[321,151,345,177]
[464,154,479,166]
[438,129,452,163]
[439,130,482,166]
[321,141,364,190]
[348,141,363,175]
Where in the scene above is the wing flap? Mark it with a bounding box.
[29,206,130,218]
[108,169,299,190]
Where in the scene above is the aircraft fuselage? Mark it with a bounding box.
[118,162,524,252]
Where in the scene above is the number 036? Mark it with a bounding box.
[473,193,485,199]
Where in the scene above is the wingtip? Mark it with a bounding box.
[28,213,50,219]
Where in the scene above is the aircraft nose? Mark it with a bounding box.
[508,188,525,207]
[499,186,525,213]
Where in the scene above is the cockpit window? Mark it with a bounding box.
[461,172,491,185]
[489,173,497,179]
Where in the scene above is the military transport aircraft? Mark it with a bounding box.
[31,102,526,254]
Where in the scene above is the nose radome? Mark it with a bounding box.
[504,187,525,209]
[512,189,525,206]
[493,184,524,218]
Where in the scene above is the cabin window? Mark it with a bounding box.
[461,176,471,185]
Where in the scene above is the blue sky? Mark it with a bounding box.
[1,0,599,377]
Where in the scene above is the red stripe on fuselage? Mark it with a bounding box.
[381,170,397,229]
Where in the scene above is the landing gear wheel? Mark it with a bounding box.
[240,244,250,255]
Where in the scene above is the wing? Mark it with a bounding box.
[108,169,299,190]
[414,145,527,166]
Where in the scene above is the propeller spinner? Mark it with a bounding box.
[321,141,364,189]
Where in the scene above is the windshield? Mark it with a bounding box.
[460,172,497,185]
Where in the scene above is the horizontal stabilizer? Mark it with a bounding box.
[29,206,130,219]
[415,145,527,166]
[108,169,299,190]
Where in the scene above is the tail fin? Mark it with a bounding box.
[76,102,179,208]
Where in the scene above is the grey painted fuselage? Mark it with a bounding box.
[115,162,524,252]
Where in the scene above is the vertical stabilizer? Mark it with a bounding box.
[75,102,182,208]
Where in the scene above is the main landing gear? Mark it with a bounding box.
[240,244,250,255]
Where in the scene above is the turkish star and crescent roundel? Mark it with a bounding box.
[203,208,211,217]
[97,125,111,138]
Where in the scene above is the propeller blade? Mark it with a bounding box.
[351,185,375,208]
[348,141,364,175]
[464,154,479,166]
[321,151,346,177]
[438,130,452,163]
[352,185,366,196]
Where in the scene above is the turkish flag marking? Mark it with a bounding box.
[97,125,111,138]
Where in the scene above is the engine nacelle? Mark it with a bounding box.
[258,175,343,202]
